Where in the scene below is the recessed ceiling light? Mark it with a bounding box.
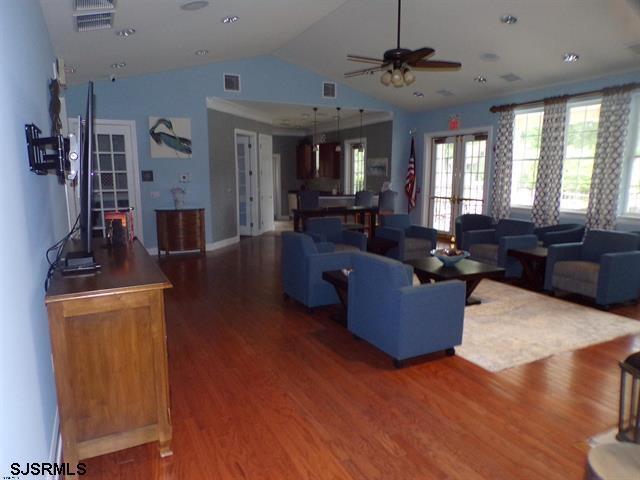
[180,1,209,11]
[64,65,77,74]
[195,49,209,56]
[115,27,136,37]
[563,52,580,63]
[479,52,500,62]
[474,76,487,84]
[500,14,518,24]
[413,91,424,97]
[110,62,126,69]
[221,15,239,24]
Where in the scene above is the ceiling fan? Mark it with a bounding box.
[344,0,462,87]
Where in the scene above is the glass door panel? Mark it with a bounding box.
[459,136,487,215]
[430,140,455,233]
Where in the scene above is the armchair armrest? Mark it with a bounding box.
[597,251,640,305]
[407,225,438,249]
[375,226,405,260]
[540,227,585,247]
[316,242,335,254]
[544,242,583,291]
[462,228,495,251]
[498,234,538,269]
[342,229,367,251]
[306,232,326,243]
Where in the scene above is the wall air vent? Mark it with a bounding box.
[75,12,114,32]
[75,0,115,10]
[500,73,522,82]
[224,74,241,92]
[322,82,337,99]
[436,89,454,97]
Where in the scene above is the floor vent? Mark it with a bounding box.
[224,74,241,92]
[500,73,522,82]
[322,82,337,99]
[75,12,114,32]
[75,0,115,10]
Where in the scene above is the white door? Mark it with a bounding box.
[68,119,143,241]
[259,133,275,233]
[236,134,254,236]
[272,153,282,219]
[428,133,488,235]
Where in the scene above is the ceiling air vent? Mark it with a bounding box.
[436,89,454,97]
[322,82,337,99]
[500,73,523,82]
[75,12,114,32]
[628,43,640,55]
[75,0,115,10]
[223,74,241,92]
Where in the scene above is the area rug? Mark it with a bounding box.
[456,280,640,372]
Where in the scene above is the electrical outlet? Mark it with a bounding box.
[150,191,160,199]
[179,172,191,183]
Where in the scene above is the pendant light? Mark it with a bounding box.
[312,107,318,152]
[358,109,364,152]
[335,107,342,153]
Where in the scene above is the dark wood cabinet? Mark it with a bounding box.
[296,144,314,179]
[296,142,341,179]
[156,208,206,255]
[318,143,341,179]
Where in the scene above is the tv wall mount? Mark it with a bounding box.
[25,123,77,184]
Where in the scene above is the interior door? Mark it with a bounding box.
[236,134,253,236]
[258,133,274,233]
[428,133,488,235]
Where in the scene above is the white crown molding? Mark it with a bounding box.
[206,97,273,125]
[315,111,393,134]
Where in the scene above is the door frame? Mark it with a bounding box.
[343,137,367,194]
[421,126,493,228]
[234,129,258,236]
[258,133,274,234]
[67,118,143,242]
[272,153,284,220]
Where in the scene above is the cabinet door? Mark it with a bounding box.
[319,143,340,179]
[296,144,314,179]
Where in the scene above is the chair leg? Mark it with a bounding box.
[446,347,456,356]
[283,293,289,301]
[307,307,315,314]
[393,359,404,369]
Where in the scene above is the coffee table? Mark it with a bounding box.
[367,237,398,256]
[406,257,505,305]
[507,246,548,291]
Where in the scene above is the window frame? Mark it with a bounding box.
[510,106,545,209]
[619,93,640,219]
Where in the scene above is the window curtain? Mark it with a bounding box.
[490,108,515,221]
[531,98,568,227]
[585,87,633,230]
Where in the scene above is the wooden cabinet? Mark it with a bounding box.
[45,240,173,466]
[318,143,341,179]
[156,208,205,256]
[296,143,314,179]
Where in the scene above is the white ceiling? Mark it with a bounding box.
[41,0,640,111]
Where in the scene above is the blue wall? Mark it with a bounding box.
[0,1,67,473]
[409,69,640,228]
[66,56,413,247]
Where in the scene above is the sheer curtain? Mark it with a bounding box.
[490,108,515,221]
[585,87,633,230]
[531,97,568,227]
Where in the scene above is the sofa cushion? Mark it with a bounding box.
[552,260,600,298]
[469,243,499,265]
[403,237,432,260]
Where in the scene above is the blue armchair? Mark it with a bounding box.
[464,218,537,277]
[376,214,437,261]
[298,190,320,210]
[544,230,640,307]
[455,214,494,249]
[534,223,585,247]
[305,217,367,251]
[281,232,353,309]
[347,252,465,367]
[355,190,374,207]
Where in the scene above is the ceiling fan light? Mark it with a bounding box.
[403,69,416,85]
[380,70,392,86]
[391,69,404,87]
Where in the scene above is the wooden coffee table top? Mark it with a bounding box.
[507,246,548,260]
[406,257,505,281]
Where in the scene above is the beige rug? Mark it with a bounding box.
[457,280,640,372]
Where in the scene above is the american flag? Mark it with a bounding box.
[405,137,417,212]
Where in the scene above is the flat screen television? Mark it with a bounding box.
[62,81,100,274]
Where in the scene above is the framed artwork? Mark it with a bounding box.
[149,117,192,158]
[367,157,389,177]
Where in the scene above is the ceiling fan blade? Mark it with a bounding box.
[412,60,462,70]
[347,54,386,65]
[344,65,386,78]
[403,47,435,64]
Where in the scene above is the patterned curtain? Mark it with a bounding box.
[490,108,515,221]
[585,87,633,230]
[531,98,568,227]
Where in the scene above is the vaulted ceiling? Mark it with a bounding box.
[41,0,640,111]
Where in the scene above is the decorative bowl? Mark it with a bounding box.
[430,248,470,267]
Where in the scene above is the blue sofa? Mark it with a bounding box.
[534,223,585,247]
[281,232,353,309]
[347,252,465,367]
[544,230,640,307]
[305,217,367,251]
[376,214,438,261]
[455,214,494,249]
[463,218,537,277]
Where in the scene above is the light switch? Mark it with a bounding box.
[150,191,160,199]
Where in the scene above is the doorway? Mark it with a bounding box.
[343,138,367,194]
[425,131,490,235]
[235,131,256,236]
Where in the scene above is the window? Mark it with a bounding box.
[352,145,365,193]
[622,95,640,215]
[511,109,544,207]
[560,100,601,211]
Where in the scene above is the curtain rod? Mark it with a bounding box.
[489,82,640,113]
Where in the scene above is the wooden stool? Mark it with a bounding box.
[586,444,640,479]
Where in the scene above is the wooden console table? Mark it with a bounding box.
[45,240,173,465]
[156,208,205,256]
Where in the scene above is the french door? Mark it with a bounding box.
[236,133,255,236]
[428,133,488,235]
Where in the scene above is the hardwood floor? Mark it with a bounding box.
[81,233,640,479]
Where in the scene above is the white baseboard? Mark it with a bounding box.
[146,236,240,256]
[47,409,61,480]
